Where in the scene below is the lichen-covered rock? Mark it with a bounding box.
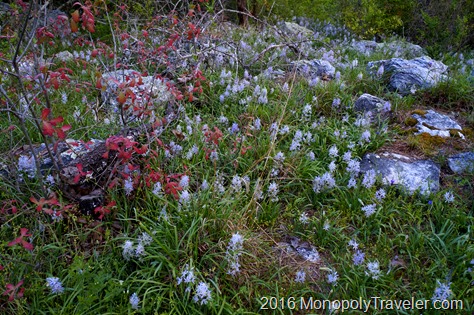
[447,152,474,174]
[367,56,448,95]
[377,41,425,59]
[282,22,314,38]
[55,51,74,62]
[360,152,440,195]
[354,93,390,114]
[411,110,462,138]
[292,59,335,79]
[352,40,378,56]
[101,70,172,112]
[352,39,425,59]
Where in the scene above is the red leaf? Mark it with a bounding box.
[56,128,66,140]
[71,20,79,33]
[7,228,33,251]
[2,280,24,301]
[42,121,55,136]
[41,108,51,120]
[164,182,182,199]
[49,116,64,126]
[71,10,80,23]
[117,91,126,104]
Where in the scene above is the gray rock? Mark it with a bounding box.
[79,191,105,217]
[377,41,425,59]
[55,51,74,62]
[5,139,104,180]
[282,22,314,38]
[292,59,335,79]
[279,236,320,263]
[352,40,425,59]
[360,152,440,195]
[412,110,462,138]
[101,70,172,112]
[354,93,390,114]
[447,152,474,174]
[352,40,378,55]
[367,56,448,95]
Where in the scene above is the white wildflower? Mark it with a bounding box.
[299,212,309,224]
[46,277,64,294]
[366,261,381,279]
[124,178,134,196]
[431,280,452,302]
[327,269,338,285]
[295,270,306,283]
[177,264,196,285]
[328,145,338,158]
[122,240,134,260]
[267,181,279,202]
[362,204,377,217]
[152,182,163,197]
[129,292,140,309]
[444,191,455,203]
[138,232,152,246]
[193,282,212,305]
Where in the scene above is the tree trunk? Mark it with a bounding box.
[237,0,248,26]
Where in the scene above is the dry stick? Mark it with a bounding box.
[9,0,47,194]
[19,3,61,173]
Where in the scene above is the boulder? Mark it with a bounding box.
[55,51,74,62]
[352,40,378,56]
[377,41,425,59]
[367,56,448,95]
[292,59,335,79]
[360,152,440,195]
[352,40,425,59]
[447,152,474,174]
[101,70,172,112]
[411,110,463,138]
[282,22,314,38]
[354,93,390,114]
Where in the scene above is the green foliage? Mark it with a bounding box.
[269,0,473,52]
[340,0,406,39]
[408,0,474,55]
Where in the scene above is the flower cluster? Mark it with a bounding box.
[122,232,152,260]
[225,233,244,276]
[46,277,64,295]
[176,264,212,305]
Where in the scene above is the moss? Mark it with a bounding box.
[404,117,418,127]
[449,129,465,138]
[399,127,418,135]
[461,127,473,140]
[407,133,447,156]
[419,133,446,146]
[411,109,427,116]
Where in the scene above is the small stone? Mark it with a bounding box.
[412,110,462,138]
[292,59,336,79]
[282,22,314,38]
[79,192,104,216]
[361,152,440,195]
[447,152,474,174]
[354,93,387,113]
